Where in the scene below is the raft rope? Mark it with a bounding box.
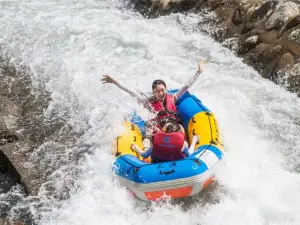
[189,95,215,160]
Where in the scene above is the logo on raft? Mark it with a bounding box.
[159,136,175,148]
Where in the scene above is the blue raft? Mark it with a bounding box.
[113,91,224,201]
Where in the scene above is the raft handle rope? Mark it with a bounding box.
[192,117,196,123]
[189,95,215,160]
[115,137,121,157]
[191,95,223,147]
[160,169,175,175]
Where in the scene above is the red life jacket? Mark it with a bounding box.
[149,94,178,125]
[151,131,185,161]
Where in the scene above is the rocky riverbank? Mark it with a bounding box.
[0,54,51,196]
[0,52,84,223]
[129,0,300,96]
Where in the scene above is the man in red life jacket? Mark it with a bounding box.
[131,123,200,163]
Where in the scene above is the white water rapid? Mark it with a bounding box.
[1,0,300,224]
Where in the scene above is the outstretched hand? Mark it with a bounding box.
[101,74,116,84]
[197,59,206,73]
[131,144,138,151]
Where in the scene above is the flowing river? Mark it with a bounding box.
[1,0,300,224]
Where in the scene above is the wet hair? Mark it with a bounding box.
[165,122,181,133]
[152,79,166,91]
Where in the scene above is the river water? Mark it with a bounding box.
[1,0,300,224]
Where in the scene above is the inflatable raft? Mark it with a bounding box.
[113,91,224,201]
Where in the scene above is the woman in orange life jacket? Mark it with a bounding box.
[101,59,205,148]
[131,122,200,163]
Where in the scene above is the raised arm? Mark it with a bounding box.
[131,144,152,158]
[101,75,146,104]
[174,59,206,101]
[182,135,200,156]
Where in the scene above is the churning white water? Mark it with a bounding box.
[1,0,300,224]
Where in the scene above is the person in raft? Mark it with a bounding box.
[101,59,205,148]
[131,122,200,163]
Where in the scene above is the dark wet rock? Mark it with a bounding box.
[212,25,228,42]
[0,173,19,194]
[0,51,83,197]
[232,7,247,26]
[0,151,32,224]
[277,52,295,71]
[287,27,300,44]
[206,0,225,10]
[239,35,259,54]
[264,1,299,30]
[0,131,18,146]
[287,63,300,93]
[243,43,270,72]
[245,0,279,30]
[271,52,294,84]
[0,160,20,195]
[178,0,198,11]
[244,43,283,78]
[280,15,300,35]
[0,51,89,224]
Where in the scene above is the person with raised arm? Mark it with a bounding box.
[102,59,205,148]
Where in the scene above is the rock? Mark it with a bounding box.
[192,0,207,11]
[129,0,300,97]
[207,0,225,10]
[222,37,240,54]
[178,0,198,11]
[243,43,270,70]
[262,44,283,78]
[0,173,19,194]
[265,44,283,57]
[0,218,26,225]
[246,0,279,30]
[239,35,259,53]
[212,25,228,42]
[160,0,177,11]
[130,0,156,18]
[280,15,300,34]
[272,52,295,84]
[0,131,18,146]
[232,7,247,25]
[0,55,76,198]
[265,1,299,30]
[245,35,259,44]
[244,43,283,77]
[277,52,295,71]
[287,63,300,92]
[290,62,300,76]
[287,28,300,44]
